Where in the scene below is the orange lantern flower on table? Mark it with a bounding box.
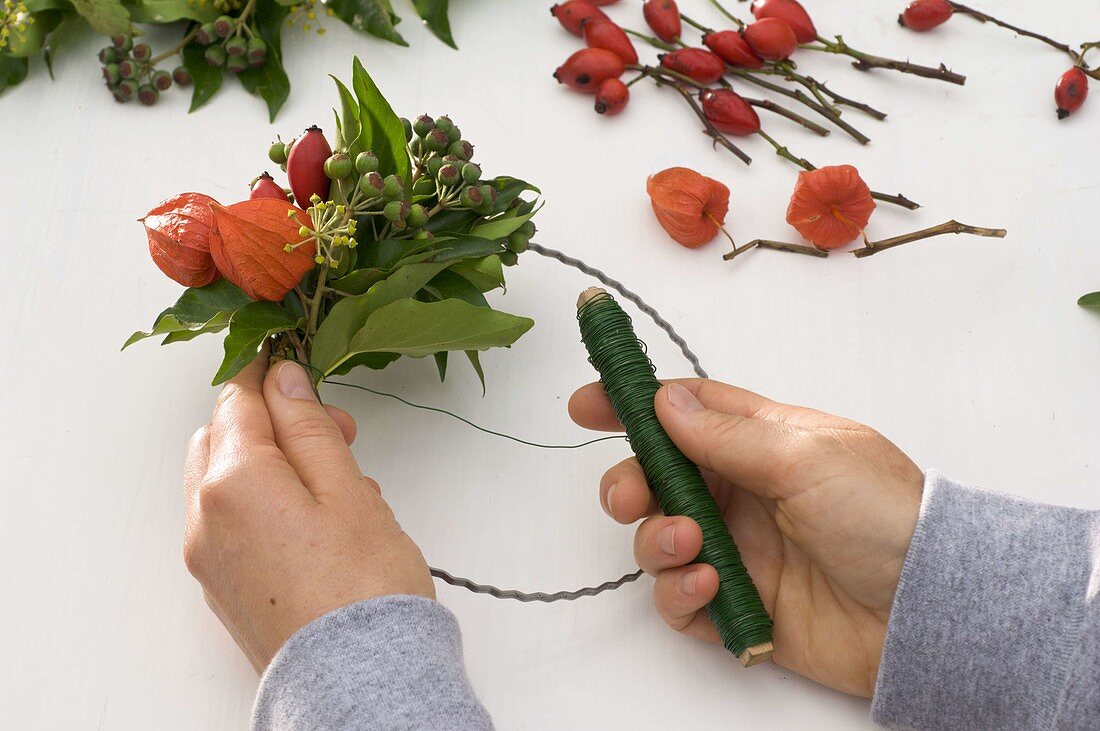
[646,167,731,248]
[785,165,876,250]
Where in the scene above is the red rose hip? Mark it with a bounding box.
[703,30,764,69]
[899,0,953,32]
[582,19,638,64]
[594,78,629,115]
[554,48,626,93]
[551,1,608,36]
[750,0,816,44]
[659,48,727,84]
[643,0,681,43]
[250,172,290,201]
[700,89,761,136]
[742,18,798,61]
[1055,67,1089,119]
[286,126,332,207]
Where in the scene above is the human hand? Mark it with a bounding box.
[183,354,434,672]
[569,379,923,697]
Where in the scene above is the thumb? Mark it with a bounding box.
[654,382,788,499]
[263,360,365,499]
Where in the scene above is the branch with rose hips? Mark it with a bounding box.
[645,165,1006,263]
[550,0,969,211]
[0,0,463,119]
[127,58,540,390]
[898,0,1099,119]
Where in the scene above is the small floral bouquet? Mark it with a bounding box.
[126,58,539,389]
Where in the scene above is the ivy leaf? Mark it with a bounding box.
[350,56,409,179]
[326,0,407,46]
[433,351,448,381]
[213,301,302,385]
[42,9,79,79]
[0,53,30,95]
[312,261,450,376]
[486,176,540,215]
[338,298,532,364]
[424,207,477,233]
[182,41,223,113]
[236,0,291,121]
[1078,292,1100,309]
[464,350,485,393]
[469,206,539,241]
[125,0,219,23]
[68,0,131,36]
[331,77,362,154]
[431,234,504,262]
[411,0,455,49]
[449,255,504,293]
[124,279,252,349]
[426,269,488,308]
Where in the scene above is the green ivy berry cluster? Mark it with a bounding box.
[194,13,266,75]
[271,113,538,268]
[99,34,190,106]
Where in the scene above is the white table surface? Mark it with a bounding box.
[3,0,1099,727]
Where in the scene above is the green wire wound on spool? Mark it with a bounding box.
[576,287,774,667]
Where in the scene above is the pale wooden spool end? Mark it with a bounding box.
[577,286,609,311]
[738,641,774,668]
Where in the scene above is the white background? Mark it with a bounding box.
[2,0,1099,728]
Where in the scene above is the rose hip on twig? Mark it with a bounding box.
[595,78,630,114]
[555,48,626,92]
[1055,67,1089,119]
[643,0,682,43]
[551,1,608,36]
[703,30,764,68]
[742,18,798,61]
[700,89,761,135]
[583,19,639,64]
[899,0,953,32]
[750,0,816,44]
[659,48,727,84]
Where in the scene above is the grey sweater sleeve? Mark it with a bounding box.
[252,595,492,731]
[872,470,1100,730]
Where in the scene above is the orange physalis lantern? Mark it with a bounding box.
[141,193,224,288]
[646,167,731,248]
[209,199,317,302]
[785,165,876,250]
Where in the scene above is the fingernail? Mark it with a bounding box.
[681,569,698,596]
[603,482,618,518]
[659,523,677,555]
[277,362,317,401]
[667,383,703,413]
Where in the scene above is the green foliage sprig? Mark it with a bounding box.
[1,0,458,119]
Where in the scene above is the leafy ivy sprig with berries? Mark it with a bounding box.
[127,57,540,390]
[1,0,460,119]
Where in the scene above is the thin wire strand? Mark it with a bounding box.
[324,380,625,450]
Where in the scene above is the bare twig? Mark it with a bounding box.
[722,239,828,261]
[852,220,1006,257]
